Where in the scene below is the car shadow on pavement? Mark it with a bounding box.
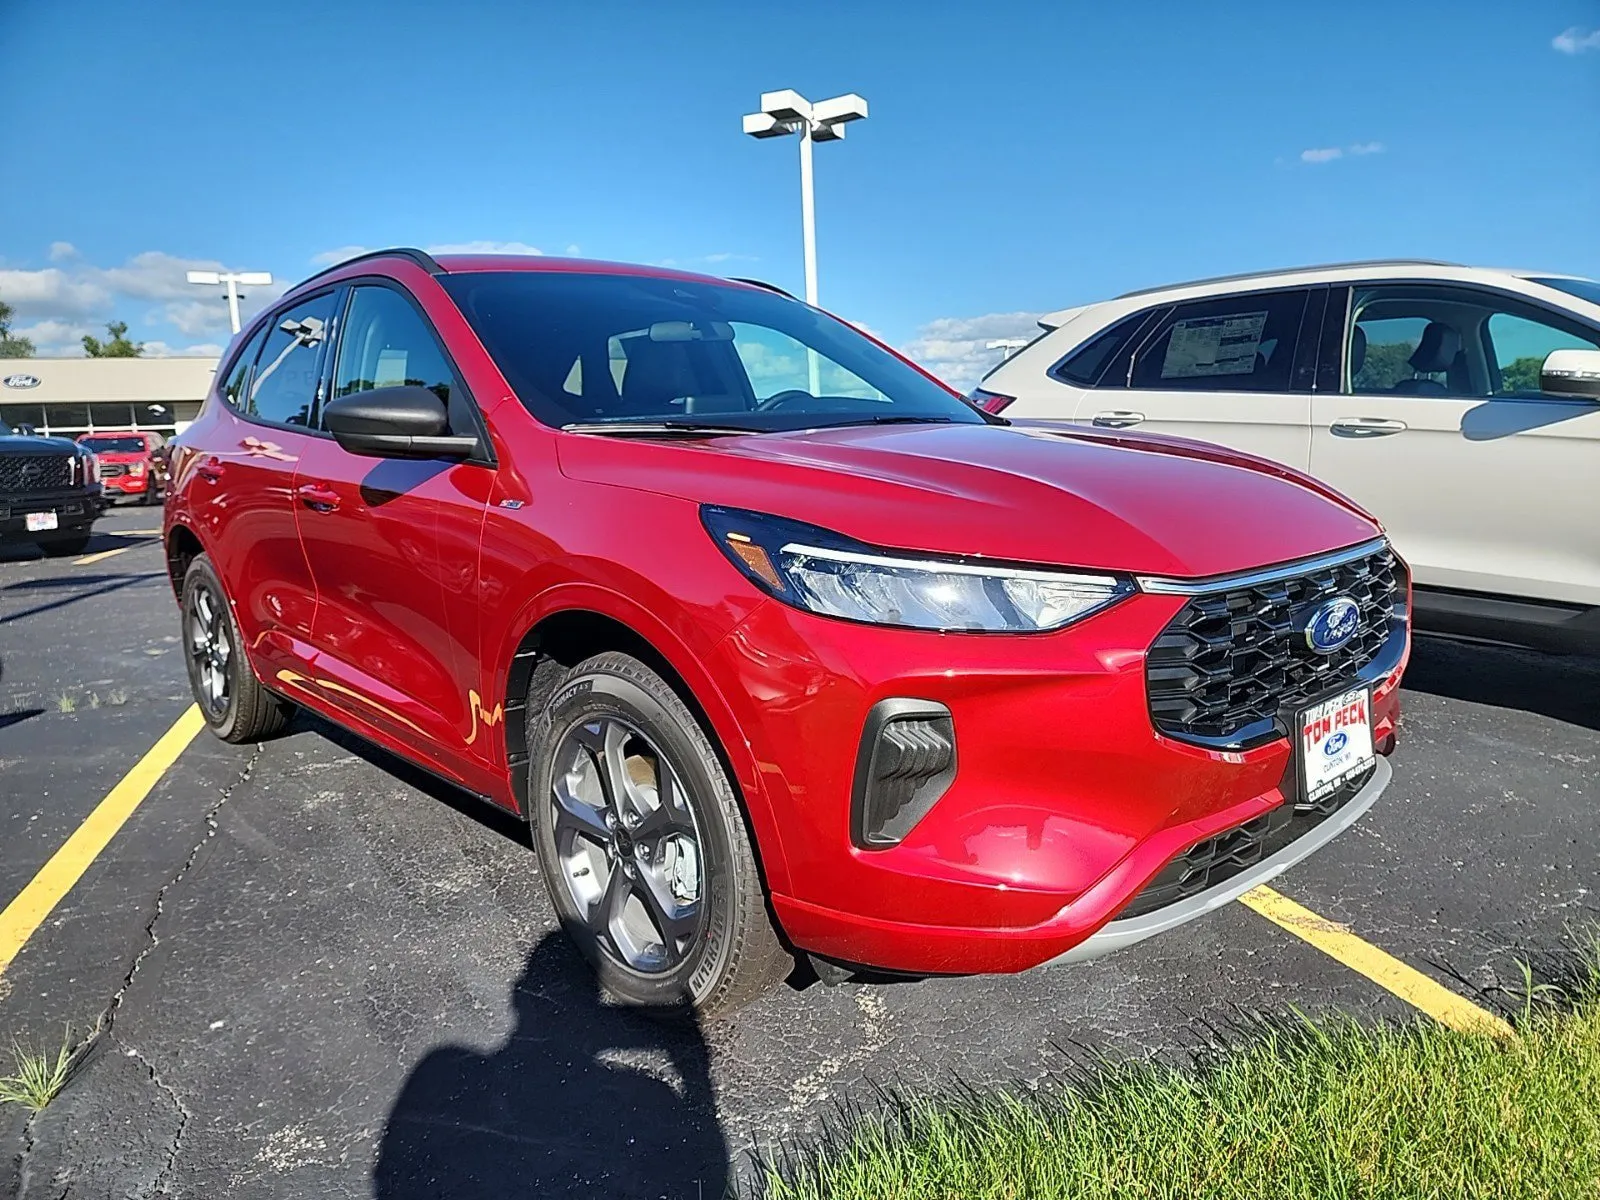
[1405,634,1600,732]
[375,932,729,1200]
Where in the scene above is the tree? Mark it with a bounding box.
[1497,356,1544,395]
[0,298,35,358]
[1352,341,1416,391]
[82,320,143,358]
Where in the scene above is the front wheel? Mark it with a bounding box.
[529,652,791,1018]
[181,552,292,742]
[39,534,91,557]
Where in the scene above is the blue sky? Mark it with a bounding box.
[2,0,1596,384]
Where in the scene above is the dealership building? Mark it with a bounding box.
[1,357,219,440]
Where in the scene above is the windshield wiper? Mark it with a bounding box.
[821,415,970,428]
[561,421,760,437]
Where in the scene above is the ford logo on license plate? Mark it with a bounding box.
[1304,596,1360,655]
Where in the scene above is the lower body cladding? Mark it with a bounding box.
[709,591,1406,978]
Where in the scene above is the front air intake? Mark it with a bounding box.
[851,699,956,848]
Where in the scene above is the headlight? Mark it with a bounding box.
[702,506,1134,633]
[130,462,146,476]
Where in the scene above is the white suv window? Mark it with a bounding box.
[1129,290,1310,393]
[1348,285,1600,398]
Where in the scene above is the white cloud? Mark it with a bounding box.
[1553,26,1600,53]
[309,244,371,267]
[1300,141,1385,165]
[899,311,1041,390]
[565,244,582,256]
[14,318,97,357]
[0,267,110,316]
[311,240,546,267]
[143,340,225,358]
[48,241,78,262]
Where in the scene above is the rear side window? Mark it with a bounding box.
[1131,289,1310,393]
[1050,311,1154,387]
[247,292,337,428]
[219,325,268,412]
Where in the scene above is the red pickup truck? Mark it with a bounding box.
[76,431,166,505]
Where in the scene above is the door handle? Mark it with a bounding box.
[296,482,340,513]
[1330,417,1408,437]
[196,458,224,483]
[1091,410,1146,428]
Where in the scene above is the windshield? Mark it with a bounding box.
[440,271,985,432]
[1528,277,1600,308]
[78,435,150,453]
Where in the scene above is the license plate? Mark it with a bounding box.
[1297,687,1374,805]
[25,511,58,532]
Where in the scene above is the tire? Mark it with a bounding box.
[39,534,91,557]
[180,552,293,742]
[529,652,791,1019]
[141,485,159,506]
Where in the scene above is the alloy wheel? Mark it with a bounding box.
[187,584,232,717]
[549,717,705,973]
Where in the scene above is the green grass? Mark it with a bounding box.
[763,958,1600,1200]
[0,1029,77,1113]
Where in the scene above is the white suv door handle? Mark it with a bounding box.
[1330,417,1408,437]
[1091,410,1146,428]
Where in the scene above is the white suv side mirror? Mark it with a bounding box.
[1540,348,1600,399]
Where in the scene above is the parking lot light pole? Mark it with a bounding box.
[743,90,868,395]
[185,269,274,335]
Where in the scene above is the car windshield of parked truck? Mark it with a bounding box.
[440,271,987,433]
[78,435,148,453]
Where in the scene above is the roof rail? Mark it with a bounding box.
[728,276,798,300]
[1115,259,1465,300]
[293,247,446,292]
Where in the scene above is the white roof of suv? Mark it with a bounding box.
[1034,261,1600,332]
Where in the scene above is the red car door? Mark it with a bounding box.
[289,282,498,792]
[182,291,338,679]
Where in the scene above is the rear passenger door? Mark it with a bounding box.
[1309,283,1600,605]
[1097,287,1320,470]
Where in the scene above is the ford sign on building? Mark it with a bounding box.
[0,357,218,439]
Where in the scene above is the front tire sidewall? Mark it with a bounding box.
[531,665,741,1013]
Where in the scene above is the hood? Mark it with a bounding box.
[86,450,152,463]
[556,421,1381,579]
[0,434,78,456]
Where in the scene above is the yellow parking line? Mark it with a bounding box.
[74,544,136,566]
[0,705,205,977]
[1239,884,1513,1037]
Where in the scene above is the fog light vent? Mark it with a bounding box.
[852,699,956,849]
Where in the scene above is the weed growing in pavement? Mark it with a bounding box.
[0,1028,78,1113]
[54,693,75,713]
[106,689,128,706]
[762,947,1600,1200]
[87,691,101,709]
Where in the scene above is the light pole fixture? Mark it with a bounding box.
[987,338,1030,361]
[742,89,868,310]
[186,269,274,335]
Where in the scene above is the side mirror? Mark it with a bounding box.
[321,386,479,459]
[1540,348,1600,400]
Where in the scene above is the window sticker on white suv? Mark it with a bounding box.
[1161,311,1268,379]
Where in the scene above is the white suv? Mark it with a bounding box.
[975,261,1600,653]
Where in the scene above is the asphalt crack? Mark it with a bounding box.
[12,742,262,1200]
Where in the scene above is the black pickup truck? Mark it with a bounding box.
[1,421,105,555]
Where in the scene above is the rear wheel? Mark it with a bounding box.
[529,652,791,1018]
[181,553,292,742]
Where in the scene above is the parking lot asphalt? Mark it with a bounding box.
[2,503,1596,1198]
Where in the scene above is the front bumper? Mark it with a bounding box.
[0,488,104,540]
[709,585,1405,977]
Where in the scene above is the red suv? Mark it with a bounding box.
[78,430,164,504]
[164,250,1409,1015]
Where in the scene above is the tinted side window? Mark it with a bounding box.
[219,325,268,412]
[333,286,458,407]
[1051,311,1151,387]
[248,293,336,427]
[1131,290,1310,393]
[1347,284,1600,398]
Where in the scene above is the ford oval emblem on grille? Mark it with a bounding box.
[1304,596,1360,655]
[3,373,41,389]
